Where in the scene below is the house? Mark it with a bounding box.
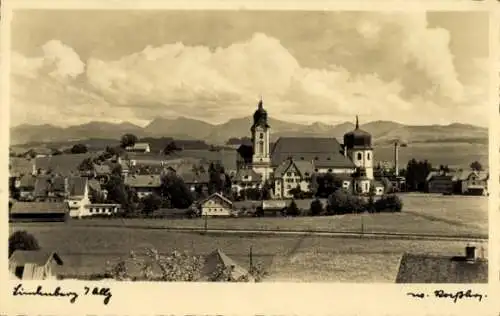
[181,172,210,193]
[453,170,489,195]
[426,172,454,194]
[232,168,263,194]
[66,177,91,218]
[16,175,37,201]
[33,176,68,202]
[124,174,162,198]
[125,142,151,153]
[201,249,255,282]
[83,203,121,217]
[9,157,34,177]
[273,158,314,198]
[395,246,487,283]
[34,153,94,176]
[169,149,239,177]
[200,193,233,216]
[372,180,385,196]
[9,202,69,222]
[9,250,64,280]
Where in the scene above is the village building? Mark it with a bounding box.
[273,158,314,198]
[200,193,233,216]
[9,250,64,280]
[395,245,487,283]
[33,153,94,177]
[231,168,263,195]
[425,172,454,194]
[453,169,489,195]
[33,176,68,202]
[9,201,69,222]
[83,203,121,217]
[201,249,255,282]
[240,98,378,197]
[14,174,37,201]
[125,142,151,153]
[124,174,162,198]
[66,177,91,218]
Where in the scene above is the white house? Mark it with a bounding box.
[273,158,314,198]
[83,203,121,217]
[200,193,233,216]
[125,142,151,153]
[66,177,91,218]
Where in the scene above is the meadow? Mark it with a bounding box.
[9,194,488,282]
[65,194,488,238]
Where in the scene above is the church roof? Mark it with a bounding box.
[343,116,372,149]
[270,137,355,168]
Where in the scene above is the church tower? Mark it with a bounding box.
[251,97,271,182]
[343,116,374,181]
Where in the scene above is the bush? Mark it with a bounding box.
[9,231,40,257]
[327,190,366,215]
[374,194,403,212]
[310,199,323,216]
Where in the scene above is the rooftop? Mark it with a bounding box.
[9,250,64,266]
[10,202,69,214]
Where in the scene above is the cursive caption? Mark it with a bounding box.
[407,289,486,303]
[13,283,112,305]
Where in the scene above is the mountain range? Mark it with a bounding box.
[10,116,488,147]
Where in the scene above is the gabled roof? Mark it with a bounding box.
[270,137,354,168]
[395,253,488,283]
[18,175,36,189]
[274,159,314,179]
[88,179,102,192]
[9,250,63,266]
[201,193,233,207]
[9,157,33,177]
[124,174,162,188]
[35,153,94,176]
[201,249,254,282]
[10,202,68,214]
[233,168,262,182]
[68,177,87,196]
[33,176,66,197]
[453,170,489,182]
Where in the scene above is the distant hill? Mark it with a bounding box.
[10,116,487,147]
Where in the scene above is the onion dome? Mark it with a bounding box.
[343,116,372,149]
[251,96,270,131]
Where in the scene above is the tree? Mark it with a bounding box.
[78,157,95,172]
[208,162,231,196]
[104,175,136,214]
[374,194,403,213]
[327,190,365,215]
[9,231,40,257]
[120,134,138,149]
[70,143,88,154]
[405,159,433,191]
[310,198,323,216]
[470,161,483,171]
[315,173,343,198]
[286,199,300,216]
[160,173,194,209]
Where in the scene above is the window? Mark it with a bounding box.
[300,157,304,160]
[286,172,292,177]
[328,169,332,172]
[367,153,371,160]
[287,185,291,189]
[314,169,318,172]
[314,157,319,160]
[260,133,264,139]
[305,172,309,177]
[357,153,362,160]
[258,141,264,154]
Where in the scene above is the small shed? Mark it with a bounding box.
[9,250,64,280]
[200,193,233,216]
[201,249,255,282]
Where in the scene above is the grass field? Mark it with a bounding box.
[61,194,488,238]
[9,194,488,282]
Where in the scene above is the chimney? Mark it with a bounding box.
[465,245,476,262]
[393,142,399,177]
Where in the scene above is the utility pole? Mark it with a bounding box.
[249,246,253,271]
[204,214,208,233]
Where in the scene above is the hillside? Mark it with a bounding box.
[10,116,487,147]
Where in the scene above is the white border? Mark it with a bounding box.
[1,0,498,315]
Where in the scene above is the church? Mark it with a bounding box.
[236,98,384,198]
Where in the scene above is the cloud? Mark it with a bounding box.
[10,13,488,128]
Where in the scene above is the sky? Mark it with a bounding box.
[10,10,490,128]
